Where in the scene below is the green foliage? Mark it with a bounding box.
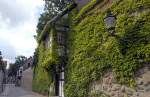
[65,0,150,97]
[75,0,104,21]
[33,26,59,95]
[75,0,97,20]
[15,55,27,66]
[32,66,51,95]
[36,0,71,37]
[39,29,59,69]
[8,63,18,76]
[34,0,72,94]
[0,51,5,70]
[44,0,72,16]
[14,55,27,72]
[36,12,53,37]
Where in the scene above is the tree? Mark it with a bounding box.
[14,55,27,68]
[36,0,73,37]
[36,12,53,36]
[44,0,69,15]
[0,51,3,70]
[8,63,17,76]
[8,55,27,76]
[0,51,5,71]
[0,51,7,78]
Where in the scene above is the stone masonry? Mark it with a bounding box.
[90,64,150,97]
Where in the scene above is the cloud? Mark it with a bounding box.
[0,0,44,62]
[0,0,44,26]
[0,0,28,26]
[0,39,17,63]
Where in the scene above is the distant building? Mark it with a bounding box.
[23,57,33,70]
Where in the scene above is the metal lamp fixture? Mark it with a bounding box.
[104,10,116,35]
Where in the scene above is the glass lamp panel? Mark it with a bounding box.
[104,16,116,29]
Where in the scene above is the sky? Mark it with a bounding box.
[0,0,44,63]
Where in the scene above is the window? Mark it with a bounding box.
[57,33,64,45]
[45,35,52,48]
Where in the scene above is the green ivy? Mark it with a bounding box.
[33,0,150,96]
[33,26,59,95]
[75,0,98,20]
[32,66,50,95]
[65,0,150,97]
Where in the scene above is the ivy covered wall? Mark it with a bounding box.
[32,17,68,95]
[65,0,150,97]
[32,26,59,95]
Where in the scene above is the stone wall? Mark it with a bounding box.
[90,64,150,97]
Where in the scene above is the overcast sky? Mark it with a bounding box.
[0,0,44,63]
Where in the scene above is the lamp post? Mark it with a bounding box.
[104,10,116,35]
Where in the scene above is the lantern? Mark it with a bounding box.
[104,10,116,35]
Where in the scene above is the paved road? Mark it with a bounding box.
[0,68,47,97]
[21,68,33,91]
[0,84,46,97]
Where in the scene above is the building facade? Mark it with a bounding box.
[33,0,150,97]
[34,0,95,96]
